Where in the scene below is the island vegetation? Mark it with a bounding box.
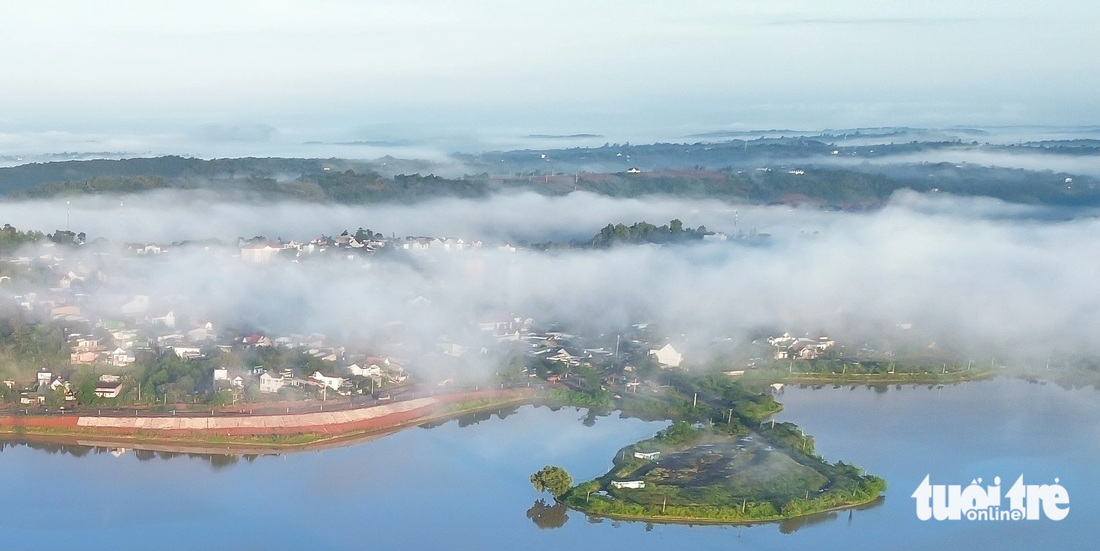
[532,372,885,526]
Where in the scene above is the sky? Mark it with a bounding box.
[1,0,1098,157]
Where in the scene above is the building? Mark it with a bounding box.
[150,310,176,327]
[610,480,645,489]
[171,346,203,359]
[310,372,344,391]
[346,364,382,378]
[650,344,683,368]
[213,368,229,381]
[259,372,285,393]
[633,451,660,461]
[241,242,283,263]
[94,380,124,399]
[109,347,136,367]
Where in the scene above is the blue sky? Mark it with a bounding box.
[1,0,1097,155]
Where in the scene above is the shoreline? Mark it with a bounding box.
[565,493,886,527]
[0,390,535,454]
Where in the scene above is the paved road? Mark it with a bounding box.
[2,381,545,418]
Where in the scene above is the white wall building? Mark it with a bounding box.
[650,344,683,368]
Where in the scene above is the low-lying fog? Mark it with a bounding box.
[8,190,1100,366]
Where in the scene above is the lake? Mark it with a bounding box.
[2,377,1096,550]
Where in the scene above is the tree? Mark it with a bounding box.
[530,465,573,498]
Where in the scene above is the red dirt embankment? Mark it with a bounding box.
[0,389,532,440]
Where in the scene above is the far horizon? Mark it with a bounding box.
[3,1,1099,162]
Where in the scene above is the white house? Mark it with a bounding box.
[633,451,660,461]
[241,242,283,263]
[151,310,176,327]
[650,344,683,368]
[187,323,216,342]
[120,295,150,315]
[310,371,344,391]
[213,368,229,381]
[109,347,136,367]
[610,480,645,489]
[259,372,285,393]
[346,364,382,377]
[171,346,203,359]
[547,348,579,365]
[440,342,466,357]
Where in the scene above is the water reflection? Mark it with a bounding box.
[418,406,522,429]
[526,499,569,530]
[0,439,263,469]
[777,496,885,534]
[0,382,1094,550]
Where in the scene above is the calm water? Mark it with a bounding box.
[2,378,1097,550]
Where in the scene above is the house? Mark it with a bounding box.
[111,329,138,348]
[346,364,382,378]
[109,347,136,367]
[94,380,124,399]
[50,305,81,318]
[633,451,660,461]
[150,310,176,328]
[70,350,99,364]
[610,480,645,489]
[547,348,580,366]
[49,378,69,393]
[768,333,834,360]
[650,344,683,368]
[231,376,245,389]
[20,392,44,405]
[120,295,150,315]
[187,323,216,342]
[243,334,273,348]
[309,349,338,362]
[241,242,283,263]
[171,346,203,359]
[36,372,52,388]
[439,238,465,251]
[402,237,434,251]
[213,368,229,381]
[259,372,285,393]
[310,371,344,391]
[440,342,466,357]
[74,337,100,352]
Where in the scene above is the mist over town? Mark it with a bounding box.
[2,1,1098,550]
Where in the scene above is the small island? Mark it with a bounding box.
[534,374,886,526]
